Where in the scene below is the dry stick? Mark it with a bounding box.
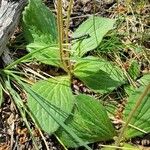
[56,0,68,72]
[115,83,150,147]
[26,109,50,150]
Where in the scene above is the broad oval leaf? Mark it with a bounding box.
[56,94,116,148]
[23,0,60,67]
[27,76,74,134]
[123,76,150,138]
[23,0,57,43]
[72,16,115,57]
[73,57,125,93]
[27,43,61,67]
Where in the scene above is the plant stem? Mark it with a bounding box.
[65,0,73,46]
[56,0,68,72]
[115,83,150,148]
[64,0,74,76]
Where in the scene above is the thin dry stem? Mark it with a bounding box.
[114,53,137,88]
[24,107,50,150]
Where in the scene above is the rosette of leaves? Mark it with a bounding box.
[22,0,127,147]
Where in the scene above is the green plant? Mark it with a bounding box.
[0,0,150,149]
[21,0,121,146]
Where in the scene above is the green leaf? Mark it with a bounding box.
[72,16,115,57]
[137,74,150,86]
[0,83,3,107]
[23,0,57,44]
[73,57,125,93]
[23,0,60,67]
[123,84,150,139]
[27,76,74,134]
[128,60,140,80]
[56,94,116,148]
[125,74,150,95]
[27,43,61,67]
[8,73,91,150]
[105,101,118,117]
